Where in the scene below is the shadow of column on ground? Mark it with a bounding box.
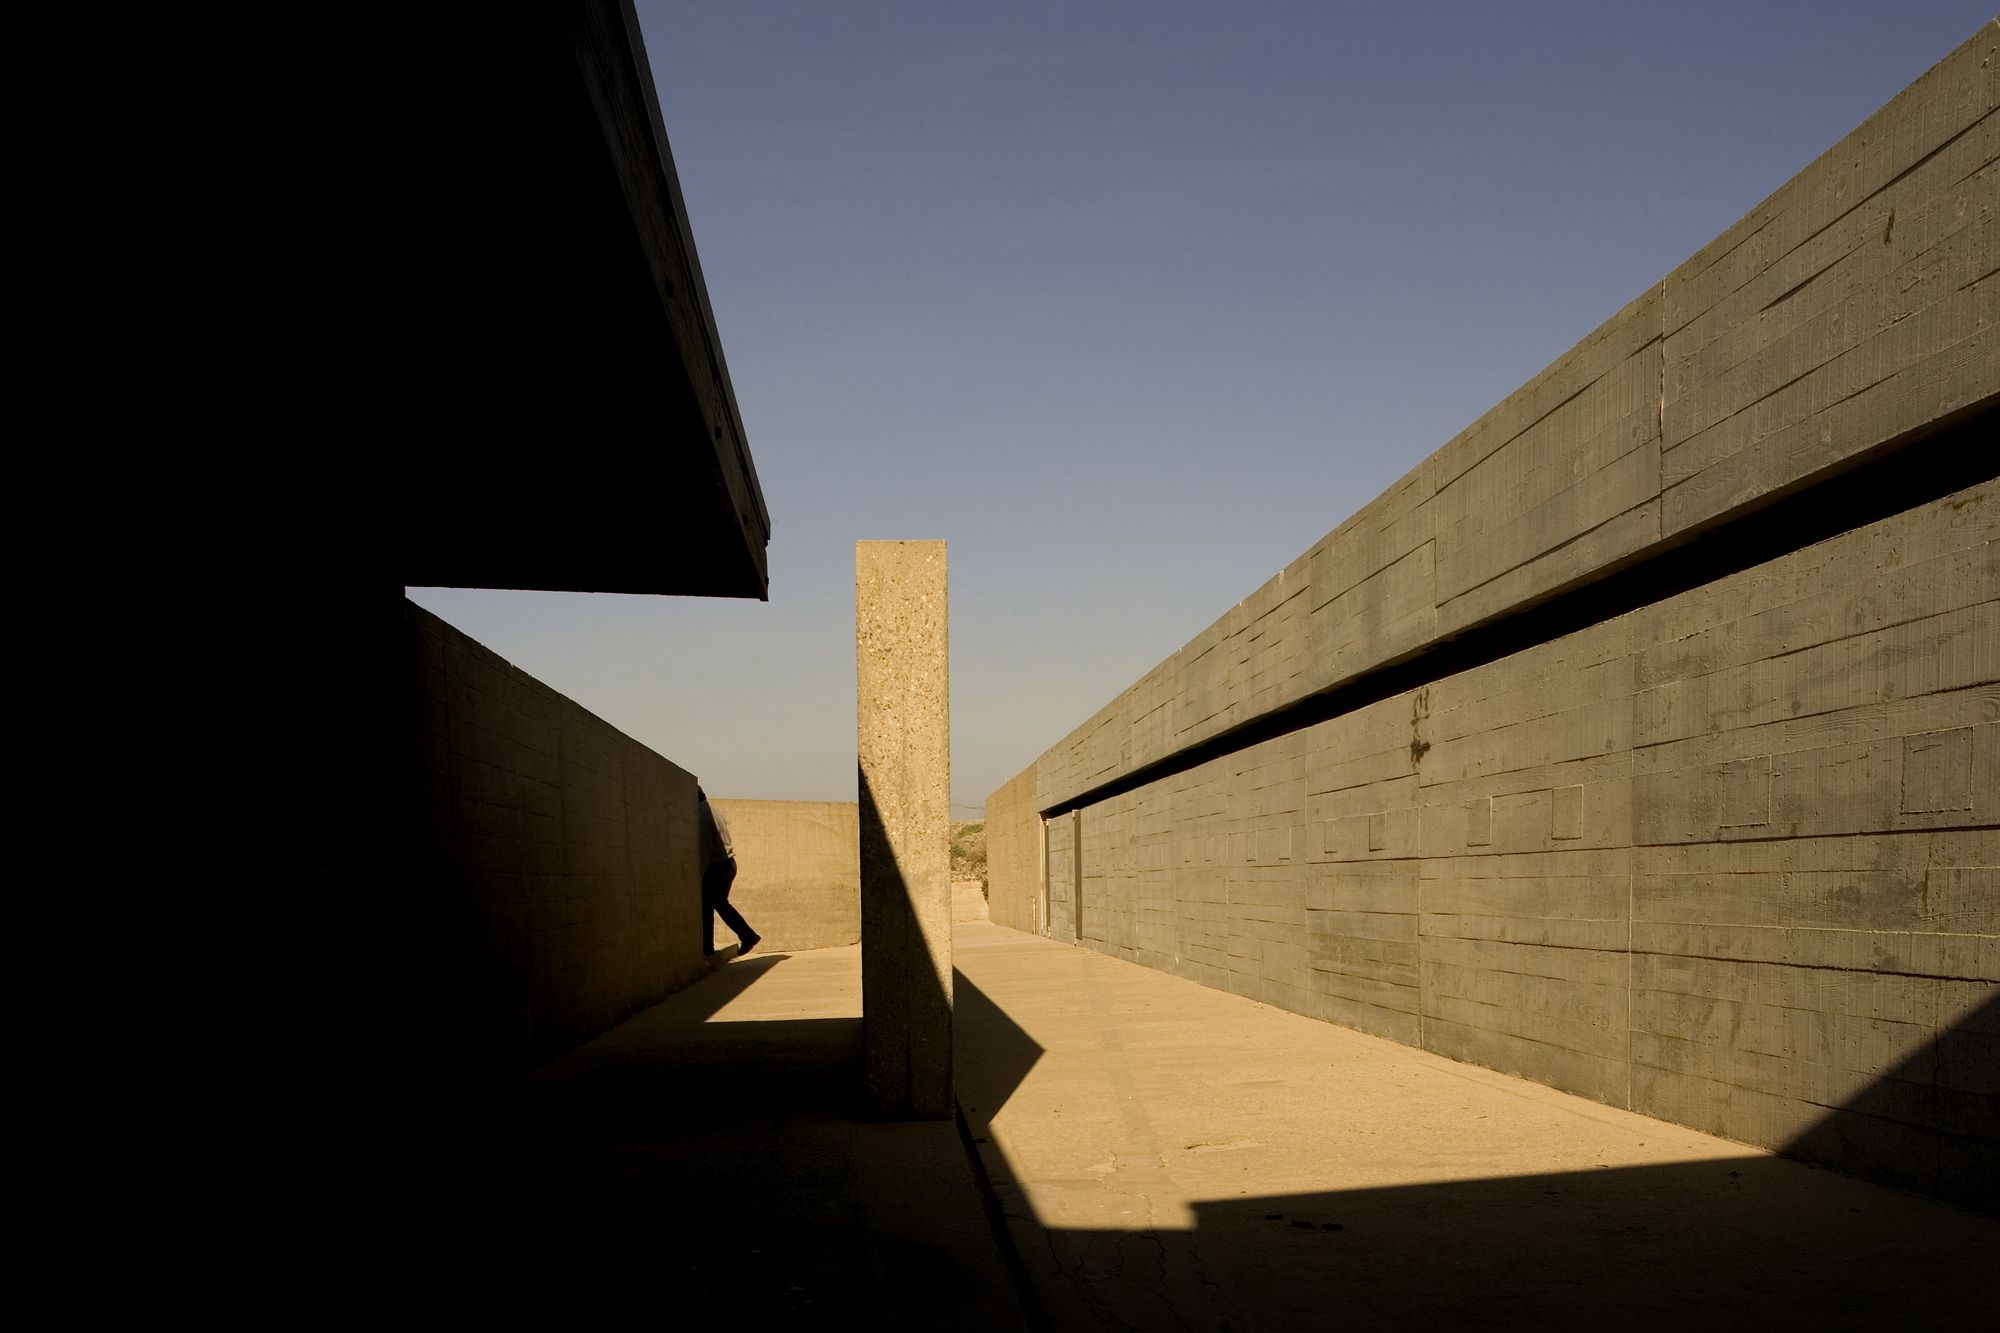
[953,965,1047,1123]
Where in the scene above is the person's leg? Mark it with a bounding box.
[700,862,724,953]
[710,859,758,952]
[714,896,755,948]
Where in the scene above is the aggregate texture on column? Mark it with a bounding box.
[856,540,952,1118]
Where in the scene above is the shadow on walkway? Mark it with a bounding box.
[953,923,1997,1331]
[437,946,1024,1327]
[954,959,1046,1122]
[1030,1158,1991,1330]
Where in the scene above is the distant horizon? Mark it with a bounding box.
[409,3,1991,809]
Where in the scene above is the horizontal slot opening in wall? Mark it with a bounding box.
[1041,398,1998,819]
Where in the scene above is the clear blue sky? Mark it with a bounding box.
[409,2,1990,814]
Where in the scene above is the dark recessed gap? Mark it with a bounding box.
[1041,398,1998,818]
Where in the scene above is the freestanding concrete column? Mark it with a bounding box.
[856,540,951,1118]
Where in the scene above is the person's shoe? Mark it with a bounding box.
[737,932,760,958]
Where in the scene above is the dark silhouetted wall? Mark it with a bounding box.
[409,603,709,1073]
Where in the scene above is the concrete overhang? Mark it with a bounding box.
[394,0,770,599]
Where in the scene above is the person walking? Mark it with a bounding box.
[697,788,759,958]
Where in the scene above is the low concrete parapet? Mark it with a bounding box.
[952,880,989,923]
[709,798,860,952]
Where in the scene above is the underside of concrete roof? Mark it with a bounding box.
[392,0,771,599]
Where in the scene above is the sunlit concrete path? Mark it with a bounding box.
[953,921,1995,1331]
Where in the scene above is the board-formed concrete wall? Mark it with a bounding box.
[985,769,1042,935]
[123,592,712,1172]
[988,25,1997,1209]
[1024,29,1996,817]
[709,798,860,952]
[409,603,712,1074]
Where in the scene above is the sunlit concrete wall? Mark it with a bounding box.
[985,769,1041,935]
[987,26,1997,1209]
[709,798,860,951]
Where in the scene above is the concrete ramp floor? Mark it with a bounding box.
[953,921,1995,1330]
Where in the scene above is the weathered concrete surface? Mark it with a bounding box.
[458,944,1026,1327]
[710,798,860,952]
[1047,810,1080,945]
[955,922,1996,1330]
[858,540,953,1117]
[993,481,1997,1207]
[985,766,1043,935]
[1020,25,1997,815]
[988,25,1998,1206]
[1657,27,1996,541]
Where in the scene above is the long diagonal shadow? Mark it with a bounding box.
[952,939,1997,1329]
[442,898,1027,1327]
[857,766,957,1118]
[1780,987,1997,1212]
[953,967,1046,1123]
[1163,1154,1993,1329]
[439,948,1021,1327]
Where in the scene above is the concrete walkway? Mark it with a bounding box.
[953,921,1995,1331]
[458,925,1991,1327]
[460,943,1026,1327]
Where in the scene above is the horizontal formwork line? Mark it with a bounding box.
[1625,949,1991,984]
[1629,824,2000,848]
[1041,399,1999,820]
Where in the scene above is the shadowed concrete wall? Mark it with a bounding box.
[103,591,712,1253]
[142,594,709,1084]
[709,799,860,951]
[988,27,1997,1208]
[411,603,709,1074]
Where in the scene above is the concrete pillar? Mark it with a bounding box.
[855,540,951,1118]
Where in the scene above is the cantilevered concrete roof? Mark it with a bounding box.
[395,0,771,599]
